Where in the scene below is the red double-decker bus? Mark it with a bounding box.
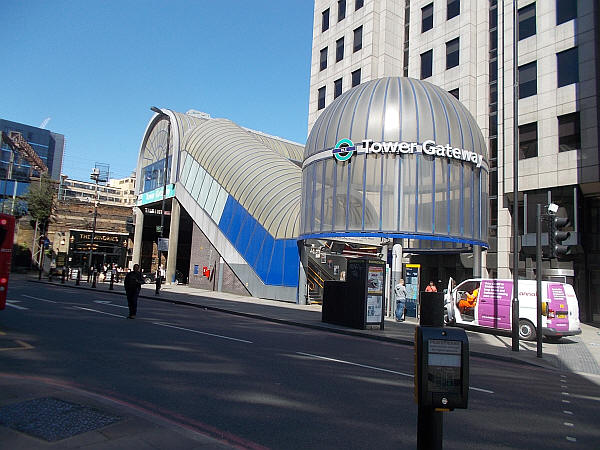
[0,213,15,310]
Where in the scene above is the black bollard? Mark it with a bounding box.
[109,270,114,290]
[76,269,81,285]
[92,270,97,288]
[155,271,161,296]
[48,270,53,282]
[61,269,66,284]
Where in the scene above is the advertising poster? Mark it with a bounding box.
[404,264,420,317]
[366,295,383,324]
[366,265,384,324]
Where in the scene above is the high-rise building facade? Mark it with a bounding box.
[308,0,600,322]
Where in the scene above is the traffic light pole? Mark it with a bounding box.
[536,204,543,358]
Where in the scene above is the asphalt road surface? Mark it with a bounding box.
[1,279,599,449]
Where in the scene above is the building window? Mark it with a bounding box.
[336,37,344,62]
[449,88,459,99]
[556,0,577,25]
[421,49,433,79]
[322,8,330,32]
[422,3,433,33]
[519,122,537,159]
[518,61,537,99]
[353,26,363,52]
[355,0,364,11]
[351,68,361,87]
[334,78,343,99]
[447,0,460,20]
[338,0,346,22]
[318,87,326,110]
[558,112,580,152]
[320,47,328,71]
[557,47,578,87]
[518,3,536,40]
[446,38,459,69]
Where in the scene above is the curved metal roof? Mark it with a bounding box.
[182,118,301,239]
[304,77,487,162]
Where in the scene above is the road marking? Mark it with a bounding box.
[563,422,574,427]
[153,322,253,344]
[22,294,57,303]
[566,436,577,442]
[0,340,34,352]
[563,410,573,415]
[72,306,124,318]
[5,301,28,310]
[295,352,494,394]
[94,300,128,309]
[562,399,571,404]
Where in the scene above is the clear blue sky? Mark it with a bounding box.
[1,1,314,181]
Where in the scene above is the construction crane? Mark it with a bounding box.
[1,131,48,176]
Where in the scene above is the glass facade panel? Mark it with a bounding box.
[401,156,416,231]
[434,160,449,235]
[364,155,382,230]
[417,155,434,233]
[381,155,398,231]
[463,167,473,237]
[322,159,334,231]
[313,162,324,232]
[348,156,366,230]
[557,47,578,87]
[449,162,462,236]
[474,168,481,238]
[334,161,349,231]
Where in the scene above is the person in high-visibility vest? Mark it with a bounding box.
[458,288,479,314]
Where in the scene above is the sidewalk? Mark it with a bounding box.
[28,275,600,378]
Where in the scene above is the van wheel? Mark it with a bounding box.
[518,319,536,341]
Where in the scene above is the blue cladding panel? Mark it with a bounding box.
[218,196,236,232]
[255,235,274,281]
[266,239,285,285]
[215,194,300,287]
[235,208,253,249]
[224,201,244,244]
[245,223,266,266]
[283,240,300,286]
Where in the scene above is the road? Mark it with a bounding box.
[1,278,599,449]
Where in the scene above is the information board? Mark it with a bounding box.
[427,339,462,394]
[366,265,384,324]
[404,264,421,317]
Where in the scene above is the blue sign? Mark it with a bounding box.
[137,184,175,206]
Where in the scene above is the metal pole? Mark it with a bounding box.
[89,177,98,278]
[156,110,170,295]
[511,0,520,352]
[536,204,543,358]
[417,292,444,450]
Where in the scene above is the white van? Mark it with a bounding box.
[444,278,581,341]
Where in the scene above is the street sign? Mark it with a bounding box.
[156,225,163,233]
[158,238,169,252]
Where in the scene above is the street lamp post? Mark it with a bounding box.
[88,168,100,281]
[150,106,170,295]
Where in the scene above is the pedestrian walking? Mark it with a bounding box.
[124,263,143,319]
[425,281,437,292]
[394,278,407,321]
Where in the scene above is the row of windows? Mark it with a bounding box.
[518,112,581,160]
[419,37,459,79]
[421,0,460,33]
[319,25,363,71]
[518,47,578,99]
[317,69,362,110]
[518,0,577,41]
[322,0,364,33]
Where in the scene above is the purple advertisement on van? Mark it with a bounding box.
[477,280,513,329]
[547,283,569,331]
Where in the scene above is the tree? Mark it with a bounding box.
[23,175,56,232]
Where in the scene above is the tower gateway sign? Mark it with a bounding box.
[332,138,485,168]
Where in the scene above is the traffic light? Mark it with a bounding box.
[549,215,571,258]
[0,218,8,246]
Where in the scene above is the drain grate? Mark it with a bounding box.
[0,397,121,442]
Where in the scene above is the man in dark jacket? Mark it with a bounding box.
[124,264,143,319]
